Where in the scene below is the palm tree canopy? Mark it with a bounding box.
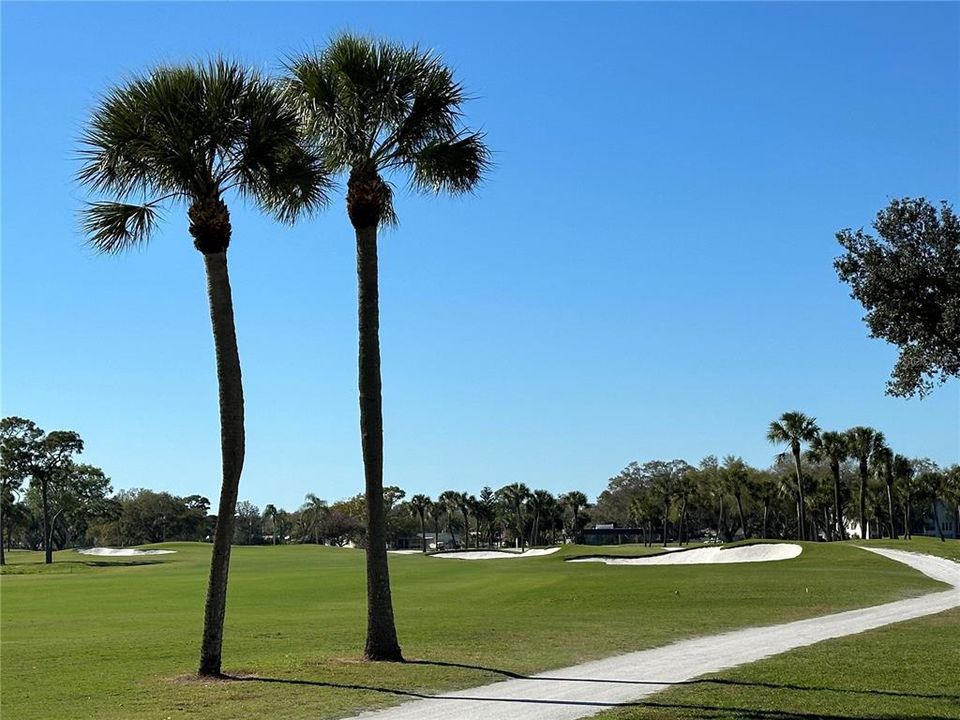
[767,411,820,454]
[808,430,849,464]
[78,58,331,253]
[845,426,882,462]
[285,34,490,226]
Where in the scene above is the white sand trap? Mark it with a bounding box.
[388,550,421,555]
[76,547,176,556]
[347,548,960,720]
[569,542,802,566]
[432,547,560,560]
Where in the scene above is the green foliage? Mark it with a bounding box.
[77,57,330,252]
[835,198,960,397]
[285,34,491,226]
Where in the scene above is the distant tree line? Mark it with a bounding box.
[4,411,958,567]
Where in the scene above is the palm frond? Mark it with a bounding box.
[248,145,333,224]
[407,132,490,195]
[81,201,162,253]
[286,34,491,202]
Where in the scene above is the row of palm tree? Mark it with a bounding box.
[407,487,589,551]
[78,36,489,673]
[766,411,949,542]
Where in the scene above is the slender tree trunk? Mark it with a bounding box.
[516,505,524,551]
[355,223,402,661]
[717,497,725,543]
[858,459,868,540]
[792,449,806,541]
[932,497,945,542]
[662,503,670,546]
[903,499,911,540]
[419,513,426,553]
[462,510,469,550]
[735,492,747,540]
[831,461,846,541]
[678,499,687,545]
[41,476,52,564]
[885,481,896,539]
[0,500,5,566]
[198,250,245,677]
[762,501,769,539]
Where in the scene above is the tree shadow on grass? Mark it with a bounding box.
[404,659,960,702]
[225,673,960,720]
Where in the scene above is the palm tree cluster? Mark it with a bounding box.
[77,36,489,672]
[764,411,958,543]
[401,485,589,551]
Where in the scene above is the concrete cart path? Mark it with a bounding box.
[347,548,960,720]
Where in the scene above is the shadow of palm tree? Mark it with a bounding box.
[225,671,959,720]
[404,659,960,701]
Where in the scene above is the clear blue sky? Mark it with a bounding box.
[2,2,958,512]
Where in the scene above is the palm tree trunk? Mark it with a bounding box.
[792,450,806,541]
[198,251,245,677]
[762,501,769,539]
[903,500,911,540]
[932,497,945,542]
[735,492,747,539]
[463,510,470,550]
[858,459,868,540]
[717,497,725,543]
[886,482,896,539]
[419,514,426,553]
[356,224,402,662]
[832,462,846,541]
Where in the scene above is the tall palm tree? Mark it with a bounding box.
[559,491,588,544]
[872,437,896,539]
[286,35,489,662]
[527,489,555,547]
[262,504,280,545]
[722,456,750,540]
[767,411,820,541]
[497,483,531,551]
[409,494,432,552]
[77,59,329,677]
[457,493,472,550]
[845,426,883,540]
[895,455,917,539]
[808,430,850,541]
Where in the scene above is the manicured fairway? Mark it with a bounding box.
[0,540,950,720]
[592,538,960,720]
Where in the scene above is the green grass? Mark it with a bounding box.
[0,539,952,720]
[591,537,960,720]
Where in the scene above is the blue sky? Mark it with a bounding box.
[2,2,958,512]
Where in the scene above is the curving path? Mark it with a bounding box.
[349,548,960,720]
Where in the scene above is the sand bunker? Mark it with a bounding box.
[432,547,561,560]
[569,543,802,566]
[76,547,176,556]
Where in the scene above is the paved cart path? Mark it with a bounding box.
[346,548,959,720]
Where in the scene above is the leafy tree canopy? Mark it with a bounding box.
[835,198,960,397]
